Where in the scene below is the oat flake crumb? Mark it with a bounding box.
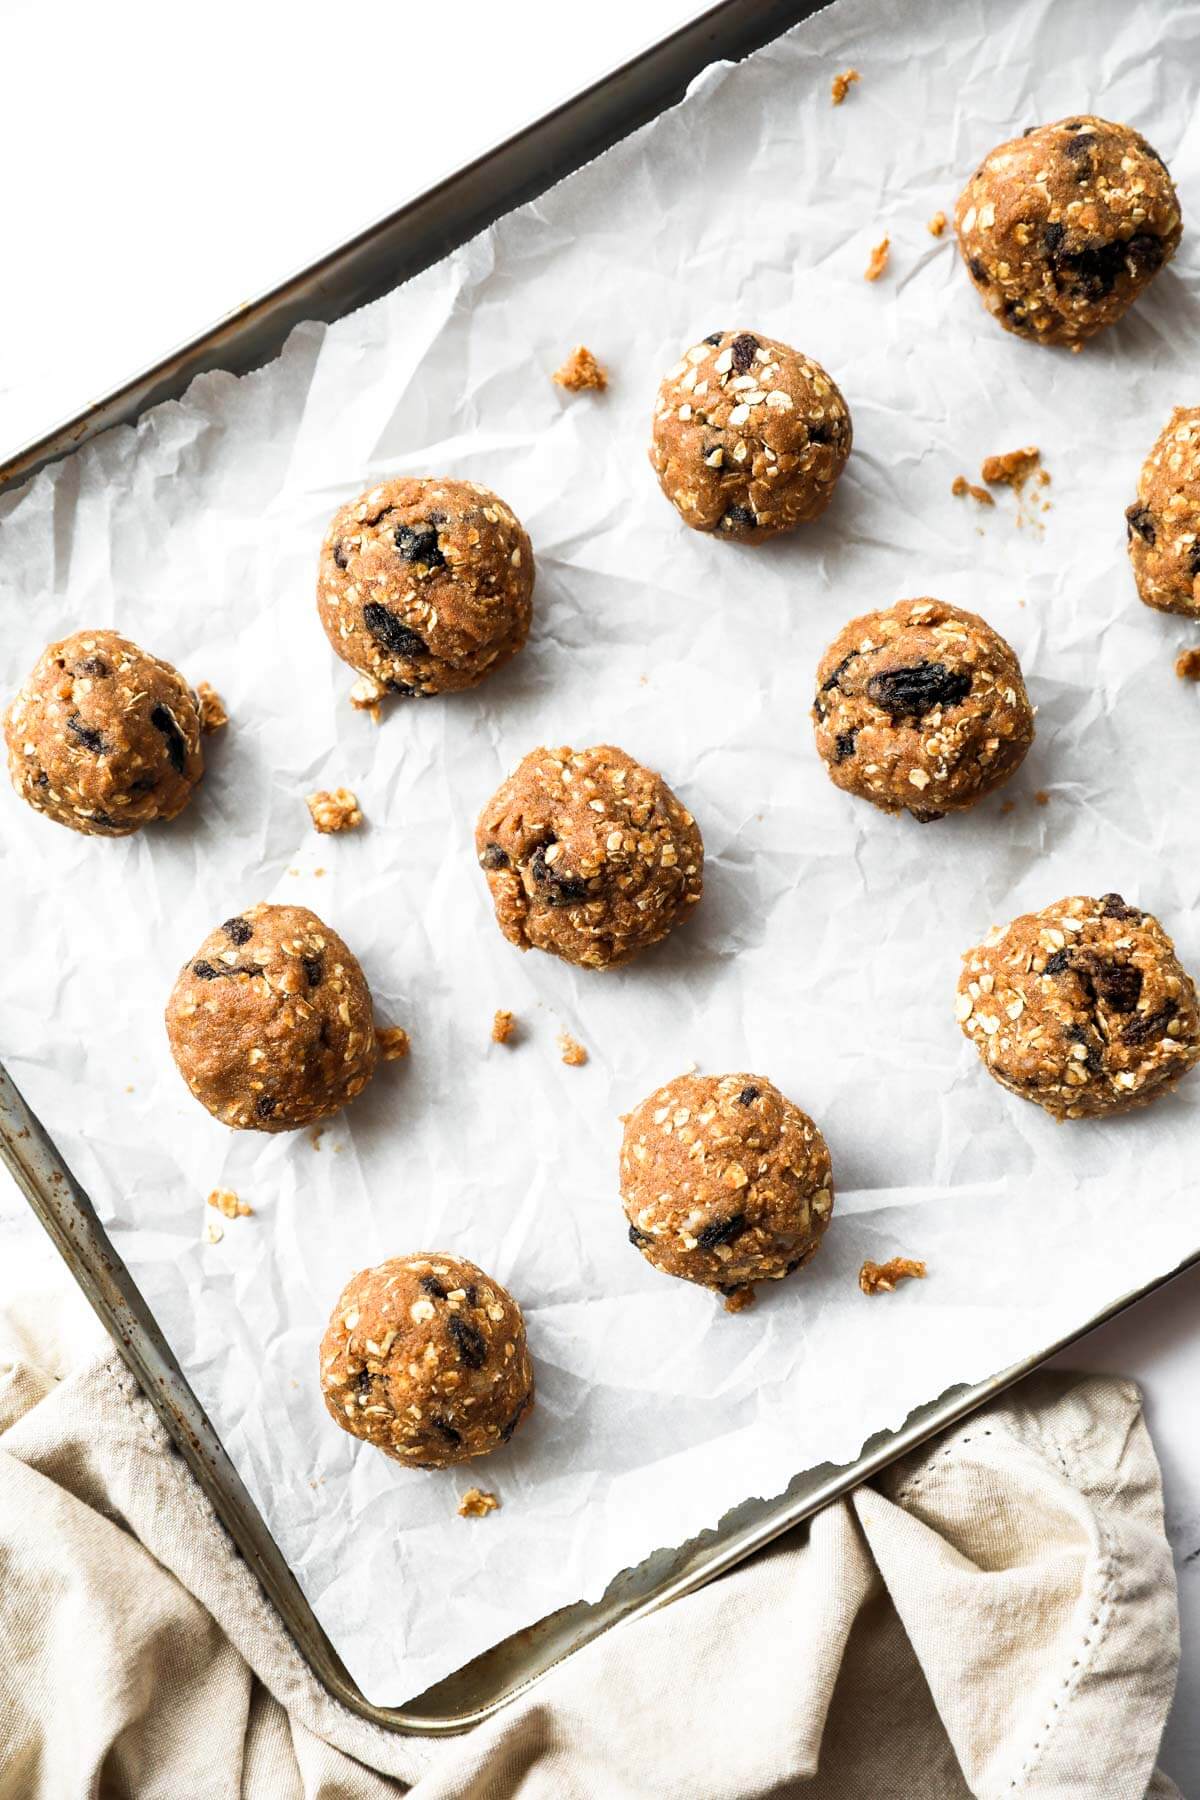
[1175,647,1200,680]
[952,475,995,507]
[203,1218,224,1245]
[492,1009,516,1045]
[306,787,363,834]
[379,1027,411,1062]
[196,682,228,733]
[928,210,947,237]
[553,345,607,392]
[859,1256,926,1295]
[831,67,860,105]
[558,1032,588,1067]
[207,1187,252,1220]
[458,1487,501,1519]
[982,446,1041,490]
[864,235,890,281]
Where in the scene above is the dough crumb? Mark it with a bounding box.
[864,236,890,281]
[196,682,228,733]
[831,67,860,105]
[207,1187,252,1220]
[348,674,386,721]
[927,210,947,237]
[379,1027,411,1062]
[951,475,995,507]
[558,1032,588,1067]
[1000,799,1016,815]
[1035,790,1050,807]
[492,1009,517,1045]
[310,1127,325,1152]
[1175,647,1200,680]
[306,787,364,834]
[723,1285,756,1314]
[553,345,607,392]
[982,445,1041,490]
[458,1487,501,1519]
[859,1256,926,1295]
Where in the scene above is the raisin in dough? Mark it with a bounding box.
[317,476,533,698]
[958,893,1200,1119]
[955,116,1181,348]
[165,903,378,1130]
[476,744,703,969]
[812,598,1033,821]
[4,629,203,837]
[648,330,851,540]
[622,1074,833,1310]
[319,1253,534,1468]
[1126,407,1200,617]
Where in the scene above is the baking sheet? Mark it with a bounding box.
[4,0,1200,1704]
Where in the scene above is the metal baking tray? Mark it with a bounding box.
[4,0,1200,1734]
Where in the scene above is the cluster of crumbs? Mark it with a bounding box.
[196,682,228,733]
[1175,647,1200,680]
[378,1027,410,1062]
[457,1487,501,1520]
[982,445,1044,490]
[864,236,890,281]
[207,1187,253,1220]
[951,474,994,507]
[306,787,363,834]
[558,1033,588,1068]
[348,674,386,721]
[492,1009,516,1045]
[552,345,607,392]
[859,1256,926,1295]
[928,211,947,237]
[830,67,860,105]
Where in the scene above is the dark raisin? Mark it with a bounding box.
[67,715,107,755]
[394,523,445,569]
[448,1314,487,1370]
[866,663,972,720]
[724,505,756,530]
[968,256,989,284]
[463,1283,479,1308]
[784,1251,813,1274]
[696,1213,748,1252]
[1043,222,1066,256]
[302,955,323,987]
[628,1223,651,1247]
[1054,233,1164,302]
[150,703,188,776]
[431,1416,462,1445]
[222,917,253,945]
[255,1095,277,1119]
[737,1086,760,1105]
[1064,120,1084,131]
[356,1370,372,1395]
[812,696,827,723]
[704,331,724,345]
[834,728,859,763]
[193,961,221,980]
[1044,948,1072,976]
[34,770,48,787]
[1100,893,1141,922]
[361,603,428,660]
[420,1275,447,1300]
[528,840,590,906]
[1121,1002,1177,1047]
[1125,504,1156,546]
[332,540,349,571]
[74,656,109,677]
[807,420,840,445]
[821,651,858,694]
[91,812,117,830]
[386,679,423,697]
[1065,1023,1103,1074]
[499,1401,527,1443]
[128,775,158,795]
[1063,133,1092,161]
[1188,544,1200,578]
[731,333,760,373]
[480,843,509,871]
[1091,961,1143,1013]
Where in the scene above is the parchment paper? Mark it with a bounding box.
[3,0,1200,1704]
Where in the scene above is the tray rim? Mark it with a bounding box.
[4,0,1198,1738]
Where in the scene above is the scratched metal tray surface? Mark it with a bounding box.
[4,0,1200,1734]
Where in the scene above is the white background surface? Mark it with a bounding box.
[0,0,1196,1779]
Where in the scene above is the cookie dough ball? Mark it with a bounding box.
[621,1074,833,1310]
[812,598,1033,822]
[958,893,1200,1119]
[648,330,851,540]
[317,476,533,699]
[165,903,378,1131]
[1126,407,1200,617]
[955,116,1182,348]
[475,744,703,969]
[4,629,203,837]
[319,1253,534,1468]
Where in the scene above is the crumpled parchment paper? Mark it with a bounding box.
[3,0,1199,1704]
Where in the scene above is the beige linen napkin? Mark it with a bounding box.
[0,1283,1180,1799]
